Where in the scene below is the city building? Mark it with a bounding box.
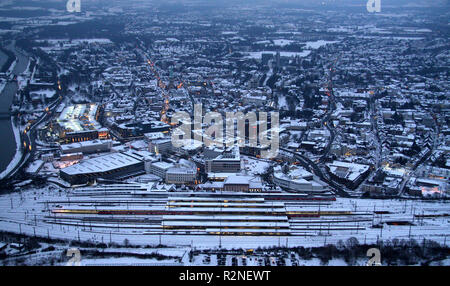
[166,167,197,185]
[147,161,175,179]
[56,104,107,143]
[60,152,146,185]
[273,166,329,193]
[325,161,371,189]
[60,139,113,154]
[205,146,241,176]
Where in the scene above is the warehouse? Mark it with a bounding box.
[273,166,329,193]
[60,152,145,185]
[325,160,371,189]
[60,139,113,154]
[197,175,263,192]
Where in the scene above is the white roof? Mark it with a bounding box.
[61,152,142,175]
[224,175,251,185]
[60,139,111,151]
[326,160,370,181]
[167,167,196,175]
[151,161,174,170]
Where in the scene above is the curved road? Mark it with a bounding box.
[0,43,62,184]
[0,43,29,179]
[280,54,351,198]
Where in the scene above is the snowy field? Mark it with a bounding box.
[246,51,311,60]
[304,40,340,50]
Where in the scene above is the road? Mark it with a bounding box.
[281,55,351,198]
[0,43,29,180]
[3,96,62,183]
[280,147,350,198]
[0,43,63,183]
[136,40,170,123]
[318,55,341,163]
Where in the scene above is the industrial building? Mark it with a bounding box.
[56,104,109,143]
[60,152,146,185]
[273,166,330,193]
[325,160,371,189]
[205,146,242,176]
[198,175,263,192]
[60,139,113,154]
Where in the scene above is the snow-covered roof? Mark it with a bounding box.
[61,152,142,175]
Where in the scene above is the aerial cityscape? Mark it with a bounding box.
[0,0,448,267]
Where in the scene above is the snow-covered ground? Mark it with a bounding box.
[6,58,17,75]
[243,156,271,175]
[304,40,340,50]
[273,39,294,47]
[278,95,288,110]
[0,185,448,250]
[246,51,311,60]
[78,257,181,266]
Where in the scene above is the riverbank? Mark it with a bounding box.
[0,43,29,180]
[0,118,21,180]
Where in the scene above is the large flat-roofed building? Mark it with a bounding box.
[325,160,371,189]
[223,175,263,192]
[198,175,263,192]
[60,152,145,185]
[204,146,225,160]
[242,94,267,107]
[60,139,113,154]
[114,121,170,138]
[65,130,99,143]
[407,177,449,197]
[60,152,83,161]
[273,166,329,193]
[166,167,197,185]
[147,161,175,179]
[205,146,241,174]
[56,104,109,143]
[148,138,172,155]
[172,139,203,156]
